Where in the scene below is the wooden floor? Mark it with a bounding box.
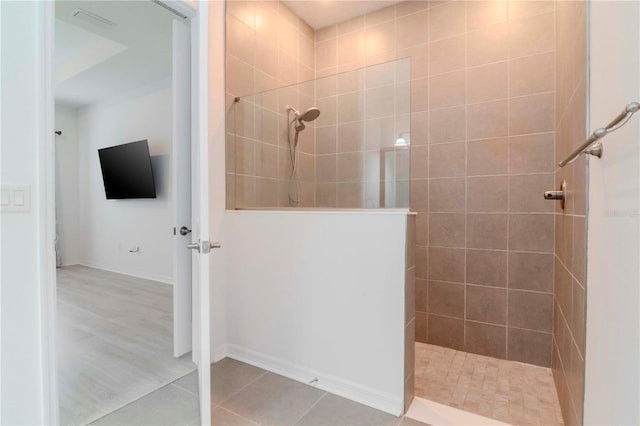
[57,265,196,426]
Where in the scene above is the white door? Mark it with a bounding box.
[172,18,192,358]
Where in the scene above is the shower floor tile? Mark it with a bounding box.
[414,343,564,426]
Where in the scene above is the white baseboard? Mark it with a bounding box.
[211,344,228,363]
[225,344,403,417]
[78,262,173,285]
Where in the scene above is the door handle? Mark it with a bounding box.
[187,240,222,253]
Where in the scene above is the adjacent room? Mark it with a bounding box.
[53,1,197,424]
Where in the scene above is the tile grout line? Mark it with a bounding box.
[216,369,270,406]
[292,391,329,425]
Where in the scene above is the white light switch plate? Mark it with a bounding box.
[0,185,31,212]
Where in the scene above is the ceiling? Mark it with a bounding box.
[282,0,401,30]
[55,1,177,108]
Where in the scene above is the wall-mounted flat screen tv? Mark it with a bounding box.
[98,140,157,199]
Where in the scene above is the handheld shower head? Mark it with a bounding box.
[298,107,320,122]
[287,107,321,132]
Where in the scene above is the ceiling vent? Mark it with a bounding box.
[72,8,114,30]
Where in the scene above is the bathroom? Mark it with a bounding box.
[215,0,598,425]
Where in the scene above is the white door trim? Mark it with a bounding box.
[39,1,211,425]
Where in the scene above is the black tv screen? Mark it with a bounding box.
[98,140,157,199]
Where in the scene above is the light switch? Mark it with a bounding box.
[13,189,24,206]
[0,185,31,212]
[0,190,9,206]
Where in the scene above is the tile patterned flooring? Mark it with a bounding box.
[94,358,428,426]
[414,343,564,426]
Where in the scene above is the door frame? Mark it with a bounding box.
[39,1,211,424]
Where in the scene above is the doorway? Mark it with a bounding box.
[52,1,200,424]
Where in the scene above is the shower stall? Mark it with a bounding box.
[220,1,589,425]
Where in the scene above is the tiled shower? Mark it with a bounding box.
[224,1,588,424]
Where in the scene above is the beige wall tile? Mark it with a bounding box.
[429,178,465,212]
[509,213,554,252]
[429,35,465,75]
[467,22,508,67]
[467,100,508,140]
[316,154,336,183]
[508,252,554,292]
[315,183,336,207]
[510,92,555,135]
[416,278,428,312]
[227,56,255,97]
[467,137,509,176]
[411,111,429,145]
[410,146,429,179]
[429,106,466,144]
[510,52,555,97]
[366,85,396,119]
[336,122,364,153]
[466,285,507,325]
[256,177,279,206]
[315,39,337,70]
[416,312,428,343]
[396,0,428,18]
[467,176,508,212]
[509,173,555,213]
[428,315,464,350]
[467,213,508,249]
[429,247,465,282]
[467,62,508,103]
[429,1,465,41]
[337,91,365,123]
[396,10,429,50]
[508,290,553,332]
[507,327,552,367]
[336,182,363,207]
[410,178,429,212]
[466,249,507,287]
[465,321,507,358]
[509,12,555,59]
[467,0,507,31]
[337,152,363,182]
[429,280,465,318]
[429,70,466,109]
[366,4,396,26]
[365,21,396,58]
[429,142,465,178]
[255,142,278,178]
[509,133,555,174]
[508,0,555,20]
[316,126,337,155]
[337,15,364,36]
[429,213,466,248]
[410,77,429,113]
[337,29,366,65]
[227,16,256,66]
[365,116,395,150]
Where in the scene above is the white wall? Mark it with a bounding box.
[76,80,174,283]
[0,2,48,423]
[55,104,81,266]
[585,2,640,424]
[218,210,408,416]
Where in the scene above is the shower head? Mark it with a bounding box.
[287,106,321,132]
[298,107,320,122]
